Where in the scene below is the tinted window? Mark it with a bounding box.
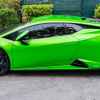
[21,23,82,40]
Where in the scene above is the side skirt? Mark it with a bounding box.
[12,59,100,71]
[12,64,88,71]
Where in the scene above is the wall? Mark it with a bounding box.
[53,0,99,17]
[82,0,98,17]
[53,0,82,16]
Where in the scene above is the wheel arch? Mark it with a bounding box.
[0,47,11,69]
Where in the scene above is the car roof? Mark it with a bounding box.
[1,15,100,37]
[32,15,100,27]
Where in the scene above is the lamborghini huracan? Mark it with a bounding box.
[1,15,100,75]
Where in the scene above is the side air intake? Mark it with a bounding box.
[71,59,88,68]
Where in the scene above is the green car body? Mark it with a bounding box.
[1,15,100,74]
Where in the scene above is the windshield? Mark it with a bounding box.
[3,23,34,41]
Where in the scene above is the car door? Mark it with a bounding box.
[12,23,80,69]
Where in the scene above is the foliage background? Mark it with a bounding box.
[0,0,20,32]
[0,0,53,32]
[22,4,53,22]
[95,4,100,18]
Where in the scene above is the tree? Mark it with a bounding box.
[0,0,20,11]
[0,0,20,32]
[0,8,19,32]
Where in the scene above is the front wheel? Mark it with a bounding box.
[0,49,10,75]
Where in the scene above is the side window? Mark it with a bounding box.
[21,23,83,40]
[21,27,55,40]
[55,26,77,35]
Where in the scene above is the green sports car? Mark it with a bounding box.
[1,15,100,75]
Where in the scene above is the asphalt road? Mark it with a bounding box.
[0,71,100,100]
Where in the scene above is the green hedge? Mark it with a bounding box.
[0,8,19,32]
[95,4,100,18]
[22,4,53,20]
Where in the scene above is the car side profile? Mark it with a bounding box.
[0,15,100,75]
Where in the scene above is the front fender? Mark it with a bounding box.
[0,38,14,68]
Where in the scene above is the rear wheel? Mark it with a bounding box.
[0,49,10,75]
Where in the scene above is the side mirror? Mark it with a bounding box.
[20,39,29,45]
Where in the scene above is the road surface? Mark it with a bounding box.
[0,71,100,100]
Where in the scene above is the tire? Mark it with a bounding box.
[0,49,10,75]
